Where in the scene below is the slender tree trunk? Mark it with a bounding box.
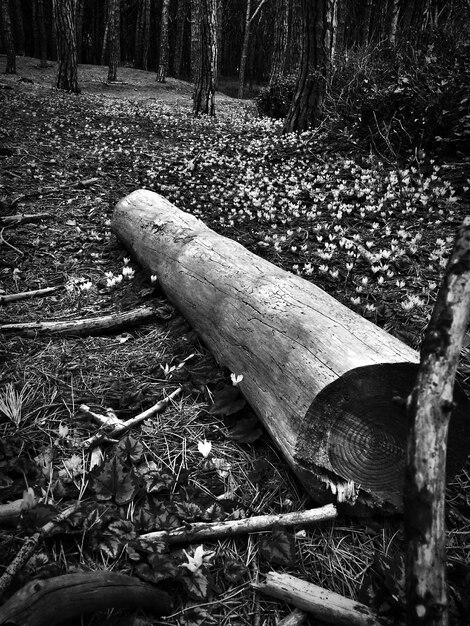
[238,0,251,98]
[360,0,373,45]
[284,0,333,133]
[215,0,222,88]
[14,0,25,56]
[141,0,150,71]
[174,0,188,77]
[331,0,347,65]
[75,0,84,62]
[37,0,48,67]
[387,0,400,44]
[269,0,289,84]
[192,0,217,116]
[190,0,201,82]
[101,9,109,65]
[107,0,119,81]
[32,0,40,58]
[1,0,16,74]
[53,0,80,93]
[134,0,143,67]
[157,0,171,82]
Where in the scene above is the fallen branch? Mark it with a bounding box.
[79,386,183,449]
[0,213,51,228]
[0,503,80,601]
[0,285,63,305]
[252,572,381,626]
[404,216,470,625]
[0,305,164,337]
[139,504,337,545]
[0,572,172,626]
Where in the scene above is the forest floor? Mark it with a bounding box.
[1,56,470,626]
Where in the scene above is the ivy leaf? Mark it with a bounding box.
[91,457,139,505]
[174,501,203,522]
[208,385,246,416]
[117,435,143,464]
[154,507,180,530]
[260,527,295,566]
[143,470,174,494]
[136,556,180,584]
[181,571,210,600]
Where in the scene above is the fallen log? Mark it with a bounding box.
[0,572,172,626]
[252,572,381,626]
[112,190,470,513]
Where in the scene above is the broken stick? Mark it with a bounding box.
[138,504,337,545]
[79,386,183,449]
[0,305,162,337]
[0,286,63,305]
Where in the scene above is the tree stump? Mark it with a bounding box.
[112,189,470,513]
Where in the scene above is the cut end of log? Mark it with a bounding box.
[296,363,470,511]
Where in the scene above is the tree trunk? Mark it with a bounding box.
[75,0,84,62]
[37,0,48,67]
[112,190,470,514]
[134,0,144,68]
[360,0,373,45]
[141,0,150,71]
[107,0,119,81]
[174,0,188,77]
[238,0,252,98]
[53,0,80,92]
[156,0,171,82]
[405,218,470,626]
[269,0,289,84]
[284,0,333,133]
[387,0,400,45]
[0,0,16,74]
[331,0,347,65]
[192,0,217,116]
[14,0,25,56]
[190,0,201,82]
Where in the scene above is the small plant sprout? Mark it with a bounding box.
[0,383,34,428]
[123,257,130,265]
[231,373,244,386]
[150,274,158,283]
[197,439,212,458]
[79,280,93,292]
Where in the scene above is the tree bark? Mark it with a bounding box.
[53,0,80,93]
[0,573,172,626]
[112,190,470,514]
[134,0,144,68]
[0,0,16,74]
[37,0,48,67]
[107,0,120,81]
[284,0,333,132]
[192,0,217,116]
[14,0,25,56]
[156,0,171,82]
[238,0,267,98]
[75,0,84,62]
[190,0,201,82]
[404,217,470,626]
[174,0,188,77]
[269,0,289,84]
[141,0,150,71]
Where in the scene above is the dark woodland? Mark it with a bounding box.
[1,1,470,625]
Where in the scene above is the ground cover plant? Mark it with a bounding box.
[1,58,470,625]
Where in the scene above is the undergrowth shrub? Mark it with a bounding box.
[256,75,297,119]
[323,31,470,160]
